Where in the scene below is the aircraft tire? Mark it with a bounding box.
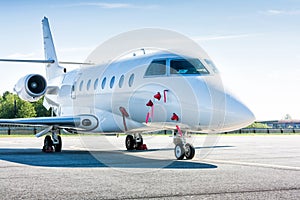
[125,135,135,150]
[174,144,185,160]
[54,135,62,152]
[42,135,53,152]
[184,143,195,160]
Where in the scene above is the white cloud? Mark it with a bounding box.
[61,2,158,9]
[193,34,255,42]
[263,9,300,16]
[77,2,132,9]
[6,52,38,59]
[58,46,94,53]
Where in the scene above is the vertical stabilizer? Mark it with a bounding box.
[42,17,64,80]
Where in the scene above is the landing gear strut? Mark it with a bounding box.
[125,133,146,150]
[42,128,62,153]
[173,130,195,160]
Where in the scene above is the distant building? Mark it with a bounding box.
[259,120,300,129]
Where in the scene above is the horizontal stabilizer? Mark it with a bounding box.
[0,59,54,63]
[0,59,93,65]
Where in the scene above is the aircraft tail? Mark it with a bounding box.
[42,17,64,80]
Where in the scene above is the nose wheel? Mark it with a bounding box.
[173,130,195,160]
[174,143,195,160]
[183,143,195,159]
[174,144,185,160]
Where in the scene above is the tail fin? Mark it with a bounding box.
[42,17,64,80]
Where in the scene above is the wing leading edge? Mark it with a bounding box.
[0,114,98,131]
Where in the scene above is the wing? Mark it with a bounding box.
[0,114,98,132]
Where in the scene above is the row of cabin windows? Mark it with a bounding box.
[144,58,214,76]
[77,73,135,92]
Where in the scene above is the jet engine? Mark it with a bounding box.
[14,74,47,102]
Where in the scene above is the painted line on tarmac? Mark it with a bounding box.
[202,158,300,171]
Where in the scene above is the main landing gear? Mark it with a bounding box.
[173,131,195,160]
[125,133,147,150]
[42,128,62,153]
[124,131,195,160]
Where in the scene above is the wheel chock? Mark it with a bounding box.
[137,144,148,150]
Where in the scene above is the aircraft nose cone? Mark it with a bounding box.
[224,94,255,131]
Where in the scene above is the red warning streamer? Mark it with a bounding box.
[145,112,150,124]
[151,105,154,118]
[176,125,183,137]
[154,92,161,101]
[163,90,168,103]
[171,113,179,121]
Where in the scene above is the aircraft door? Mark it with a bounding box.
[71,73,81,99]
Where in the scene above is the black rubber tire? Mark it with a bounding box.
[185,143,195,160]
[54,135,62,152]
[125,135,135,150]
[174,144,185,160]
[42,135,53,152]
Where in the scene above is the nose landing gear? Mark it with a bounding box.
[173,131,195,160]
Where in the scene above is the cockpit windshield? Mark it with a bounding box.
[170,59,209,75]
[144,57,210,77]
[144,60,166,76]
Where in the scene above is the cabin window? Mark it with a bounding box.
[87,79,91,91]
[170,59,209,75]
[145,60,166,76]
[119,75,124,88]
[101,77,106,89]
[79,80,84,91]
[129,73,134,87]
[110,76,115,89]
[94,78,99,90]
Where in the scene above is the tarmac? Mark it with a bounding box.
[0,134,299,199]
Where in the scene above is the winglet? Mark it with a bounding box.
[42,17,64,80]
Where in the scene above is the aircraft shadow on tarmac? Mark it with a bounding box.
[130,145,233,152]
[0,146,232,169]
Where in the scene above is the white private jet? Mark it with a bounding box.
[0,17,255,160]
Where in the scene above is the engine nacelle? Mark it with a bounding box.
[14,74,47,102]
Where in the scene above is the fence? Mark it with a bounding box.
[229,128,300,134]
[0,125,46,135]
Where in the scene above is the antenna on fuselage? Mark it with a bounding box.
[132,48,145,57]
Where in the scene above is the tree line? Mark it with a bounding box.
[0,91,51,118]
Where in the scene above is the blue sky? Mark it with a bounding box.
[0,0,300,120]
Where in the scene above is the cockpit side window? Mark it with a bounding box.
[145,60,166,76]
[170,59,209,75]
[204,59,219,73]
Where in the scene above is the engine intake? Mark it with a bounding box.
[14,74,47,102]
